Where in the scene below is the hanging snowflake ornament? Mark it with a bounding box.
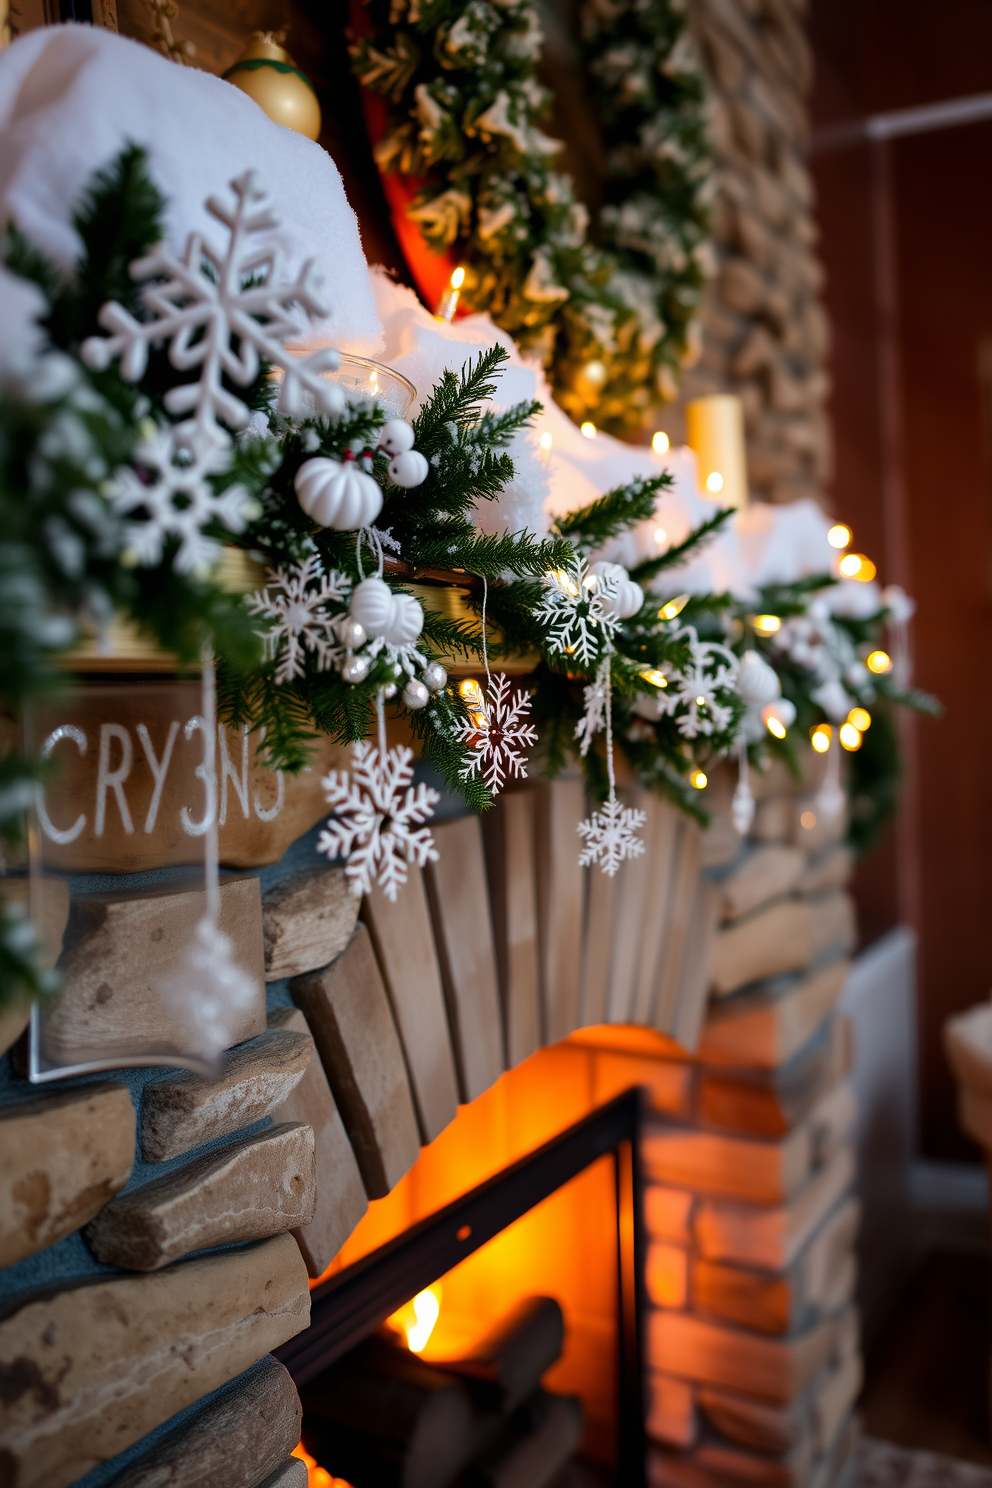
[81,170,344,453]
[246,556,350,683]
[454,671,538,794]
[535,552,621,668]
[108,423,256,575]
[574,656,611,758]
[317,740,439,901]
[578,796,647,878]
[654,628,738,739]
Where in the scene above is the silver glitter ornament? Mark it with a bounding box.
[403,678,430,710]
[342,654,370,684]
[337,616,367,650]
[423,662,447,692]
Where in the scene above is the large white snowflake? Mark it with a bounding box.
[454,672,538,794]
[535,554,620,669]
[81,170,344,455]
[107,424,256,575]
[247,556,350,683]
[316,741,440,901]
[578,796,647,877]
[574,656,611,758]
[656,629,738,739]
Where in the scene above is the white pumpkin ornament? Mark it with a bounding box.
[379,419,416,457]
[588,561,644,620]
[295,455,382,530]
[737,649,780,706]
[349,577,395,637]
[388,449,430,489]
[382,592,424,647]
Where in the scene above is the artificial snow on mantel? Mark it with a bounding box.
[0,26,381,353]
[364,273,878,614]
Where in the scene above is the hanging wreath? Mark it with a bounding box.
[348,0,711,435]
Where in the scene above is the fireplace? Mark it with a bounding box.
[277,1088,647,1488]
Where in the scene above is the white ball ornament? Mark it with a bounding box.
[382,592,424,647]
[341,654,370,684]
[403,678,431,710]
[379,419,416,457]
[388,450,430,488]
[295,457,382,530]
[588,560,644,620]
[737,649,781,706]
[337,616,367,650]
[350,577,395,637]
[423,662,448,693]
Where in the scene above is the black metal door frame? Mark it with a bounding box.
[276,1087,647,1487]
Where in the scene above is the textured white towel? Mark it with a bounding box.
[0,26,381,352]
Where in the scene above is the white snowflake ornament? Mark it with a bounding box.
[535,553,621,668]
[578,795,647,877]
[454,672,538,794]
[317,740,440,901]
[108,424,255,574]
[574,656,611,758]
[81,170,344,453]
[247,556,350,683]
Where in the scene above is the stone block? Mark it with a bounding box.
[710,899,813,997]
[106,1355,301,1487]
[699,958,849,1070]
[720,846,805,922]
[291,925,421,1198]
[0,1081,135,1267]
[361,869,459,1145]
[425,814,504,1102]
[141,1028,312,1161]
[0,1003,30,1060]
[0,1232,309,1488]
[268,1006,368,1278]
[86,1123,316,1270]
[262,866,358,982]
[42,876,265,1066]
[260,1463,308,1488]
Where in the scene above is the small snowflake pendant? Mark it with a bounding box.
[455,672,538,796]
[317,740,439,901]
[577,795,647,877]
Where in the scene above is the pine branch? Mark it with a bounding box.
[414,346,511,451]
[412,530,570,579]
[630,506,733,585]
[554,473,670,548]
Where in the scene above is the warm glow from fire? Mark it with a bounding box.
[292,1442,352,1487]
[388,1284,443,1353]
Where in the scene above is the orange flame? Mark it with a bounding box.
[386,1283,442,1353]
[292,1443,353,1488]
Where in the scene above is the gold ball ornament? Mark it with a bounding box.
[223,33,321,141]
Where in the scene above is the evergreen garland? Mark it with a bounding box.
[348,0,711,435]
[0,148,937,1016]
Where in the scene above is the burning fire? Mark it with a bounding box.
[387,1283,442,1353]
[292,1443,352,1488]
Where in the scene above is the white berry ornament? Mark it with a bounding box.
[379,419,416,457]
[588,561,644,620]
[382,591,424,647]
[350,577,395,637]
[388,449,429,488]
[295,455,382,530]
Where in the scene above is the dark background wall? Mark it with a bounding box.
[808,0,992,1159]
